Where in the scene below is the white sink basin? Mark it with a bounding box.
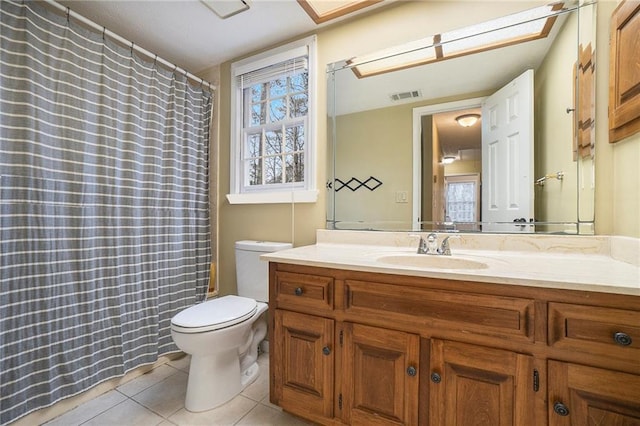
[376,254,489,270]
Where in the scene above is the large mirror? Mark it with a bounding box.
[327,1,596,234]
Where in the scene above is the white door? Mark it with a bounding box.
[481,69,534,232]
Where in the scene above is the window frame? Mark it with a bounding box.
[228,36,318,205]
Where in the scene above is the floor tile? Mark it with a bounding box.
[259,397,281,411]
[82,399,165,426]
[240,363,269,402]
[168,395,257,426]
[41,349,297,426]
[235,403,312,426]
[117,364,179,397]
[44,390,127,426]
[167,355,191,373]
[131,370,188,418]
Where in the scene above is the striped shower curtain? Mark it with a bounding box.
[0,1,212,424]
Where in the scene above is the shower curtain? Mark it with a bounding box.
[0,1,212,424]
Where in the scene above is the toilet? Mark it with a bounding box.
[170,240,292,412]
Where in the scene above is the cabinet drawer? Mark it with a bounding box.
[275,271,333,312]
[549,302,640,362]
[344,280,535,342]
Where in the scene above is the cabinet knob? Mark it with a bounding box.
[430,372,441,383]
[294,287,303,296]
[322,346,331,356]
[406,366,417,377]
[613,332,632,346]
[553,402,570,417]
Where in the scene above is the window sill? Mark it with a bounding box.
[226,190,318,205]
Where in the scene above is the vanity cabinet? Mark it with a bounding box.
[547,361,640,425]
[272,309,335,420]
[342,322,420,425]
[429,339,536,425]
[268,263,640,425]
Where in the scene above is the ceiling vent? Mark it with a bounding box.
[390,90,422,102]
[201,0,250,19]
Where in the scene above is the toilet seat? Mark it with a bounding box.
[171,295,258,334]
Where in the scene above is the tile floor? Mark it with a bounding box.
[43,353,311,426]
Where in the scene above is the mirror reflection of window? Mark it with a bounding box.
[444,174,480,224]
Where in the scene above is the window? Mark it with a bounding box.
[228,36,317,204]
[445,174,480,223]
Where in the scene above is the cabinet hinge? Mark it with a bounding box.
[533,369,539,392]
[339,330,343,346]
[338,393,343,410]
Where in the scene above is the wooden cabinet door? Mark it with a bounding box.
[342,322,420,425]
[429,339,536,426]
[273,309,334,420]
[548,360,640,425]
[609,0,640,143]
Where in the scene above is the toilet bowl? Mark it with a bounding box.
[171,295,268,412]
[170,240,291,412]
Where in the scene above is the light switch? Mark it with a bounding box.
[395,191,408,203]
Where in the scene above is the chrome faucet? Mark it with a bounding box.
[416,233,457,256]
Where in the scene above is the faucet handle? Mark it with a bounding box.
[438,235,460,256]
[416,236,428,254]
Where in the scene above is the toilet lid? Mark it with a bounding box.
[171,295,257,332]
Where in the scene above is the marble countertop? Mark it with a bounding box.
[262,230,640,296]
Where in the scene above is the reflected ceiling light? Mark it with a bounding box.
[298,0,384,24]
[456,113,481,127]
[349,2,565,78]
[201,0,250,19]
[442,156,456,164]
[348,38,436,78]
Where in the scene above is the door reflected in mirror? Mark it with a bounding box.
[327,1,596,234]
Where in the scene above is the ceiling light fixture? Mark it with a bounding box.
[201,0,250,19]
[298,0,383,24]
[442,156,456,164]
[349,2,565,78]
[455,113,481,127]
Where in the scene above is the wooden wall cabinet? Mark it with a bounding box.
[269,263,640,425]
[609,0,640,143]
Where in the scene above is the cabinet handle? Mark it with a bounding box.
[322,346,331,356]
[406,366,417,377]
[553,402,570,417]
[430,372,441,383]
[294,287,303,296]
[613,332,632,346]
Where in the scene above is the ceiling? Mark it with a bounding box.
[434,108,482,159]
[57,0,389,74]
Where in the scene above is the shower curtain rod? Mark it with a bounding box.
[42,0,216,92]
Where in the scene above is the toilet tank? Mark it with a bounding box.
[235,240,292,302]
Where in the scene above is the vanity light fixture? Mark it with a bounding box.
[201,0,250,19]
[442,156,456,164]
[455,113,481,127]
[348,2,565,78]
